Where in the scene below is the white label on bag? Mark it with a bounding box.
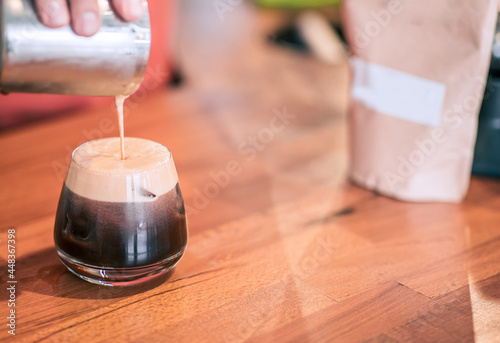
[350,57,446,127]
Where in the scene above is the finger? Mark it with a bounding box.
[68,0,101,37]
[35,0,70,28]
[111,0,144,22]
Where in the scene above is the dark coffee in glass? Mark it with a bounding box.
[54,138,188,286]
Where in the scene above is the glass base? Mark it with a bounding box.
[56,248,184,286]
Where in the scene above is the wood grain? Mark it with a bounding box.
[1,1,499,342]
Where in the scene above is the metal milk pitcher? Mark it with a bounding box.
[0,0,151,96]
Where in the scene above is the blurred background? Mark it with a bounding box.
[0,0,346,128]
[1,0,499,179]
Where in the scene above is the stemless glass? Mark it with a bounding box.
[54,138,188,286]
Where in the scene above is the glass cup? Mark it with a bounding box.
[54,137,188,286]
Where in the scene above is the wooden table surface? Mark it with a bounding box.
[1,1,500,342]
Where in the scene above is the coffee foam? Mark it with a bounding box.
[65,138,178,202]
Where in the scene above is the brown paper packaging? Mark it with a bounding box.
[342,0,498,202]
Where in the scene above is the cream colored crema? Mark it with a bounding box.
[65,138,178,202]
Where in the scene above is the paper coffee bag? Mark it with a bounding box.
[342,0,498,202]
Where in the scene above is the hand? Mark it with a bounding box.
[35,0,144,37]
